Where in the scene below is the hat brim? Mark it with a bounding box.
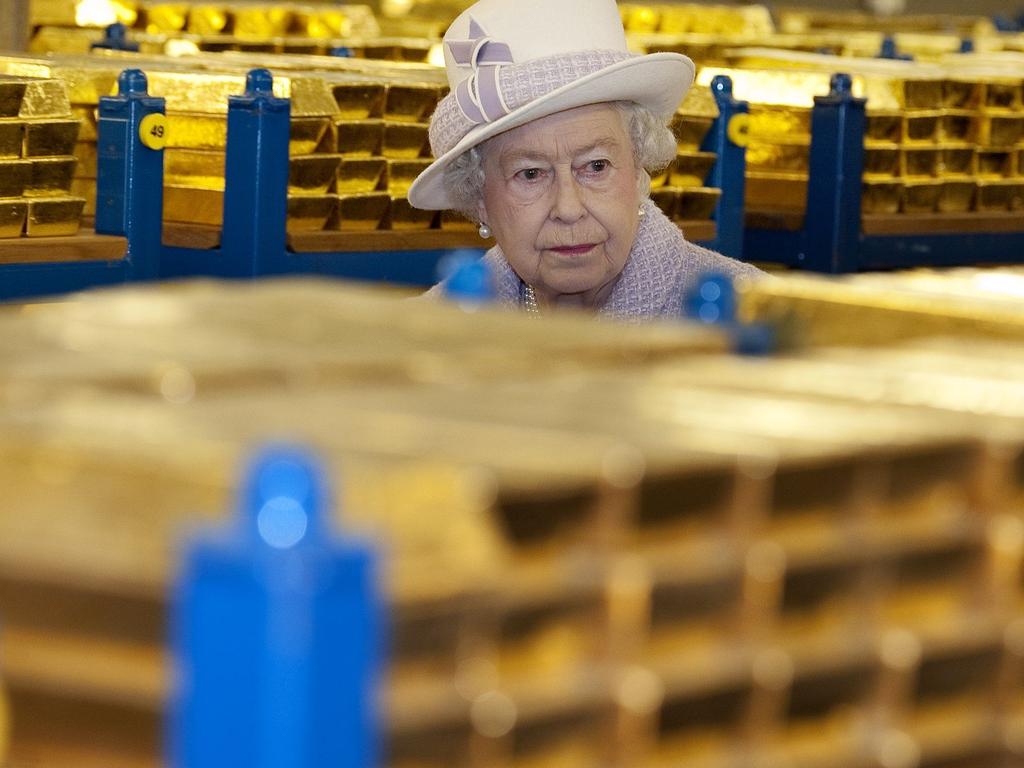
[407,51,695,210]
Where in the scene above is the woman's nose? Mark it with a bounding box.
[549,171,586,223]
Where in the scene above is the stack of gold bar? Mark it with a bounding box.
[0,276,1022,766]
[0,75,85,239]
[774,7,998,39]
[698,50,1024,216]
[651,83,722,226]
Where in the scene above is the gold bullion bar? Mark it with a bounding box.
[17,77,72,119]
[0,160,31,197]
[388,195,434,230]
[745,140,809,173]
[333,191,390,231]
[291,117,332,155]
[336,120,383,157]
[867,111,902,143]
[678,186,721,219]
[900,179,942,213]
[748,106,812,139]
[0,79,27,117]
[0,198,27,237]
[289,154,342,195]
[937,180,975,212]
[337,157,385,194]
[73,140,96,178]
[231,5,293,39]
[745,171,807,211]
[25,196,84,236]
[669,150,717,187]
[976,149,1014,177]
[936,145,974,176]
[144,3,190,32]
[942,79,981,109]
[0,121,22,158]
[978,113,1024,148]
[26,156,76,196]
[901,147,941,177]
[938,110,976,143]
[163,148,224,189]
[364,39,434,64]
[0,58,119,107]
[863,144,900,177]
[385,159,430,195]
[188,4,229,34]
[650,187,678,219]
[983,81,1022,110]
[23,119,80,157]
[862,179,902,213]
[286,194,334,232]
[903,110,942,144]
[69,177,96,215]
[332,83,386,120]
[671,114,714,150]
[439,209,475,230]
[976,179,1023,211]
[384,84,443,123]
[382,122,429,159]
[163,184,222,225]
[72,105,97,141]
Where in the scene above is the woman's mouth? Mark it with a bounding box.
[549,243,597,256]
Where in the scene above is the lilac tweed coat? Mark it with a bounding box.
[426,199,762,321]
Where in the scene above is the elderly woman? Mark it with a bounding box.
[409,0,760,320]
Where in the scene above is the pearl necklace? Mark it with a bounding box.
[522,283,540,315]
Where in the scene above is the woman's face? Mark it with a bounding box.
[478,103,643,309]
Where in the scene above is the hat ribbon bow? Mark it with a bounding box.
[446,18,514,124]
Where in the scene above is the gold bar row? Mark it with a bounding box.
[0,196,85,238]
[0,157,79,197]
[0,76,72,119]
[650,186,722,221]
[0,118,80,158]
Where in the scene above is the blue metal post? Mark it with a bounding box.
[91,22,140,51]
[701,75,749,260]
[96,68,165,281]
[221,69,290,277]
[799,73,866,273]
[171,445,383,768]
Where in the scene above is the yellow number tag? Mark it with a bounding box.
[727,113,752,148]
[139,113,168,150]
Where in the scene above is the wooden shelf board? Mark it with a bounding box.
[0,229,127,264]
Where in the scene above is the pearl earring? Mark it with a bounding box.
[478,222,492,239]
[637,205,646,217]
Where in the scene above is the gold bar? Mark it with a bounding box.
[144,3,189,32]
[866,111,901,143]
[290,117,332,155]
[863,145,900,177]
[903,80,944,110]
[746,140,809,173]
[937,180,975,213]
[439,209,475,231]
[975,180,1023,212]
[187,5,229,34]
[336,120,383,157]
[862,180,902,214]
[0,198,27,237]
[0,120,22,158]
[166,114,226,150]
[385,159,430,195]
[938,111,976,143]
[0,79,28,118]
[388,196,434,230]
[286,195,334,233]
[936,146,973,176]
[941,79,980,109]
[25,196,84,236]
[23,119,80,157]
[745,171,807,211]
[900,180,941,213]
[337,157,385,194]
[382,122,429,159]
[983,81,1022,110]
[72,105,97,142]
[18,78,72,119]
[332,83,386,120]
[903,111,941,144]
[975,149,1013,178]
[163,184,222,225]
[385,84,443,123]
[333,192,390,231]
[73,140,97,179]
[678,186,721,219]
[289,154,342,195]
[669,151,717,187]
[26,156,76,196]
[232,5,293,39]
[69,177,96,216]
[163,148,224,189]
[978,113,1024,148]
[0,159,31,196]
[901,148,940,177]
[650,187,678,219]
[671,114,714,150]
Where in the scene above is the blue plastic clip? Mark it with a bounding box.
[439,250,494,304]
[92,22,140,51]
[683,272,776,355]
[959,38,975,53]
[878,35,912,61]
[329,46,353,57]
[170,445,383,768]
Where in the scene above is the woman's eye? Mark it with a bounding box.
[587,159,609,173]
[516,168,543,181]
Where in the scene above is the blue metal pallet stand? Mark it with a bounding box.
[170,445,384,768]
[702,74,750,260]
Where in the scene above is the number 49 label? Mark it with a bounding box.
[139,113,168,150]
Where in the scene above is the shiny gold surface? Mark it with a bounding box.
[23,119,80,157]
[336,119,383,157]
[745,170,807,210]
[144,2,189,32]
[24,196,84,236]
[382,121,429,159]
[385,84,444,123]
[163,147,223,188]
[0,199,28,238]
[289,154,342,195]
[332,82,386,120]
[976,149,1014,178]
[0,161,31,197]
[388,195,433,230]
[978,113,1024,148]
[15,77,73,118]
[0,81,28,118]
[26,156,76,196]
[902,147,940,177]
[976,179,1024,211]
[901,179,942,213]
[0,122,22,158]
[678,186,722,219]
[31,0,138,27]
[385,159,430,195]
[861,179,902,213]
[668,151,717,187]
[937,180,975,212]
[334,191,389,230]
[163,184,221,225]
[286,194,334,232]
[670,114,714,150]
[337,157,385,194]
[746,139,809,172]
[68,176,95,214]
[72,140,96,178]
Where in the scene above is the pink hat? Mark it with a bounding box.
[407,0,694,210]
